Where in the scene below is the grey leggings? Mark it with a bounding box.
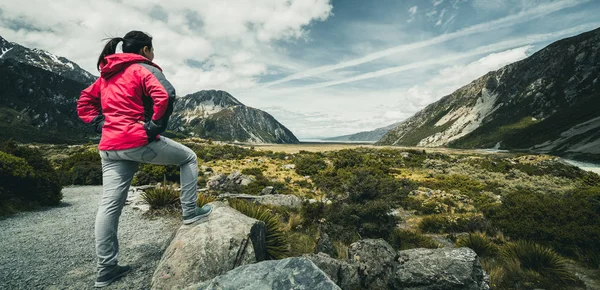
[95,136,198,276]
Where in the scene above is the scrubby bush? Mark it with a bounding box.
[132,164,180,186]
[229,199,288,259]
[0,141,63,215]
[418,214,491,234]
[141,184,179,209]
[485,188,600,262]
[456,232,498,258]
[388,229,438,250]
[241,167,263,176]
[327,199,398,243]
[188,143,258,161]
[196,194,216,208]
[294,153,327,176]
[57,149,102,185]
[499,240,576,288]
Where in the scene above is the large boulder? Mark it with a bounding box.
[305,253,361,290]
[306,239,489,290]
[391,247,489,290]
[185,257,341,290]
[349,239,397,289]
[151,202,267,290]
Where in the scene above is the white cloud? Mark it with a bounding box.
[408,6,418,16]
[407,6,418,23]
[260,0,589,88]
[254,23,598,93]
[0,0,333,95]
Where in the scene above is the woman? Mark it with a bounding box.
[77,31,212,288]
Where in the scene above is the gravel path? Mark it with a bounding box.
[0,186,181,289]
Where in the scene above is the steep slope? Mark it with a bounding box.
[0,59,91,143]
[324,122,401,142]
[0,35,96,143]
[169,90,299,144]
[377,27,600,160]
[0,35,96,84]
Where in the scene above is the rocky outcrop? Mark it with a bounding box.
[206,170,256,191]
[184,257,341,290]
[391,247,489,290]
[217,192,303,208]
[151,202,267,290]
[306,239,489,290]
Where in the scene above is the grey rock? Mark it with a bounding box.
[282,164,296,170]
[151,201,267,290]
[305,253,361,290]
[206,174,225,190]
[260,186,275,195]
[218,193,303,208]
[315,231,336,258]
[390,247,489,290]
[186,257,341,290]
[349,239,397,290]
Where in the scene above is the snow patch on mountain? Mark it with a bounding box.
[0,47,12,59]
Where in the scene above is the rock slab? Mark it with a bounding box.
[151,201,266,290]
[186,257,341,290]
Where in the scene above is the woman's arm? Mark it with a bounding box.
[77,79,104,133]
[139,63,176,139]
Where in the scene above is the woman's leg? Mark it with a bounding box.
[120,136,198,217]
[95,151,138,277]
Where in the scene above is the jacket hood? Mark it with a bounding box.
[100,53,162,79]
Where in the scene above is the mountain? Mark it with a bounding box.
[169,90,299,144]
[377,27,600,161]
[324,122,401,142]
[0,35,95,143]
[0,36,96,84]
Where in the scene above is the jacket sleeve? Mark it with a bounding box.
[77,79,104,133]
[139,63,176,138]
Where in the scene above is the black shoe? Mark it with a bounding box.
[95,265,132,288]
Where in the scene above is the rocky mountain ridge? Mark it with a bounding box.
[324,122,401,142]
[169,90,299,144]
[377,27,600,161]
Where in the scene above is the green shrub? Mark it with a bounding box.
[197,194,216,208]
[327,200,398,243]
[500,241,576,286]
[132,164,180,186]
[418,214,491,233]
[141,185,179,209]
[485,188,600,260]
[456,232,498,258]
[388,229,438,250]
[0,141,62,215]
[229,199,289,259]
[241,167,263,176]
[57,149,102,185]
[294,154,326,176]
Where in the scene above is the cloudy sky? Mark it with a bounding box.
[1,0,599,139]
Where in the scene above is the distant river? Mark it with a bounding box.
[562,159,600,175]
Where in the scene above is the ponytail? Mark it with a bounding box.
[97,37,123,70]
[96,31,153,70]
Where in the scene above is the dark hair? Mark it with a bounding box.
[97,30,153,70]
